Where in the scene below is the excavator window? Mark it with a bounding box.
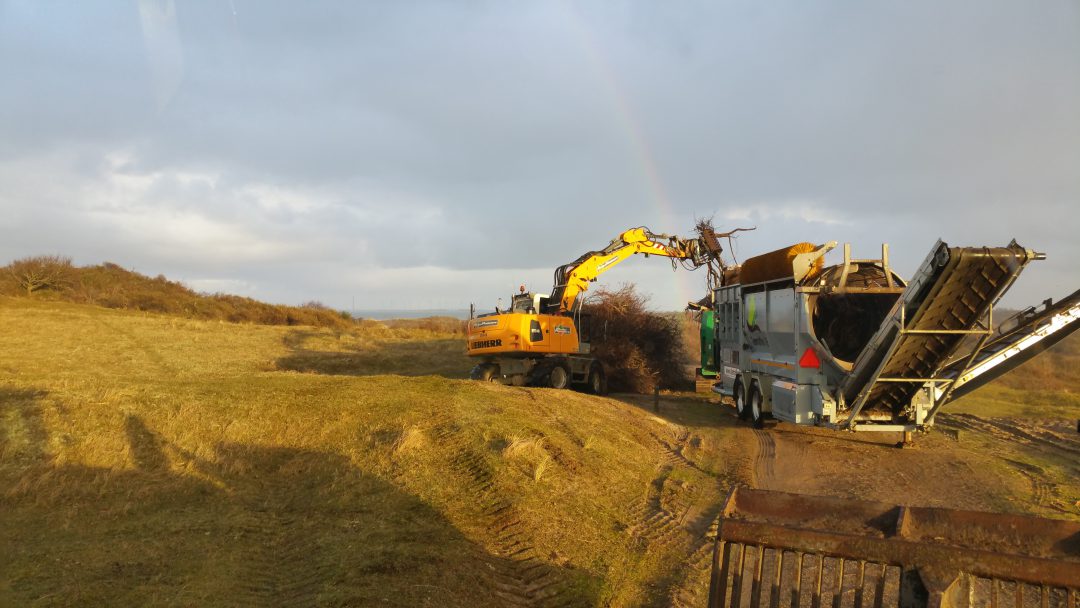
[529,320,543,342]
[577,314,591,342]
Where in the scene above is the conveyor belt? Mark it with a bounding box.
[942,288,1080,401]
[840,240,1039,425]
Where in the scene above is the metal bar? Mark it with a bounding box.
[1040,585,1048,608]
[990,578,998,608]
[832,558,845,608]
[811,287,908,295]
[847,424,920,433]
[711,541,731,608]
[813,555,824,608]
[871,378,955,383]
[1016,581,1023,608]
[883,243,894,289]
[792,553,804,608]
[854,561,866,608]
[732,544,747,608]
[873,565,886,608]
[898,328,995,335]
[770,551,784,608]
[837,243,852,293]
[926,308,994,423]
[751,545,765,608]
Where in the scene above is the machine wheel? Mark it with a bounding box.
[587,364,607,395]
[749,384,765,429]
[549,365,570,390]
[470,364,499,382]
[734,381,749,420]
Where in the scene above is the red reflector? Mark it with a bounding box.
[799,347,821,369]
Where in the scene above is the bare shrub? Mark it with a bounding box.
[5,255,73,295]
[582,284,689,393]
[0,256,354,330]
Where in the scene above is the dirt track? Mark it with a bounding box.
[615,393,1080,606]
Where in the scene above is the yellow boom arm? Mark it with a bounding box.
[549,227,720,313]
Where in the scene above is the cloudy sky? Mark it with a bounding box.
[2,1,1078,312]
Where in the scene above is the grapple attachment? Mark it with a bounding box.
[708,487,1080,608]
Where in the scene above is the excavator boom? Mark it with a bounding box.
[547,227,722,314]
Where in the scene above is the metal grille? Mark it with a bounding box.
[712,543,902,608]
[711,543,1080,608]
[708,489,1080,608]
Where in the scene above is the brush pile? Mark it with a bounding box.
[582,284,688,393]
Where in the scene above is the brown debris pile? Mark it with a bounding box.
[582,284,688,393]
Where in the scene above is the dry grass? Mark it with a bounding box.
[503,434,553,481]
[2,295,1076,606]
[0,258,353,329]
[0,296,739,606]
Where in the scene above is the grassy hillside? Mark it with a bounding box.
[0,257,354,329]
[0,297,740,606]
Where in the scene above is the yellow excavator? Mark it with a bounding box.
[466,226,725,391]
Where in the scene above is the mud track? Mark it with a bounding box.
[432,421,572,607]
[939,413,1080,514]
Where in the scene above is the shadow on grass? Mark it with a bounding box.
[275,330,472,379]
[1,394,597,606]
[0,387,50,462]
[610,390,913,450]
[608,390,740,431]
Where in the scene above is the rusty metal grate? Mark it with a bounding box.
[711,543,1079,608]
[708,488,1080,608]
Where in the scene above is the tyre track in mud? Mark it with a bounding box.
[668,428,780,606]
[751,429,777,490]
[635,425,731,608]
[943,413,1080,460]
[431,420,572,607]
[1003,458,1057,507]
[939,414,1077,513]
[624,463,697,555]
[231,482,335,606]
[650,429,710,476]
[668,513,722,608]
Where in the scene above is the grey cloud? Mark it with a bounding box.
[1,1,1077,310]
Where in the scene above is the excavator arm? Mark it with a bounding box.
[546,227,723,313]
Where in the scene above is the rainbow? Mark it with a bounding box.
[559,3,702,309]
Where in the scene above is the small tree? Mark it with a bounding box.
[7,255,73,295]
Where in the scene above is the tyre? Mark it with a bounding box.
[549,365,570,390]
[470,364,498,382]
[749,384,765,429]
[587,364,606,395]
[734,381,749,420]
